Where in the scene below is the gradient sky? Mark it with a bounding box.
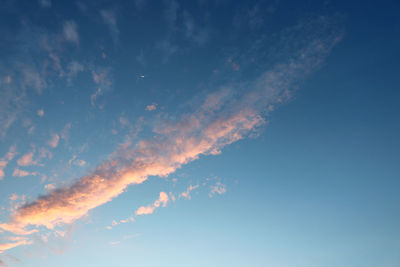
[0,0,399,266]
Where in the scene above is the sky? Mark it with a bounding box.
[0,0,399,266]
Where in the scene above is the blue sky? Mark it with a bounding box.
[0,0,399,266]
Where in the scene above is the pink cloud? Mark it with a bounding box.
[12,168,37,178]
[17,152,34,166]
[179,185,199,200]
[0,146,17,180]
[0,163,6,180]
[0,99,263,236]
[48,133,60,148]
[209,182,226,197]
[136,192,169,215]
[145,103,157,111]
[0,27,341,248]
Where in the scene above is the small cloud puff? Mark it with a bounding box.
[37,109,44,117]
[44,184,55,191]
[136,192,169,215]
[145,103,157,111]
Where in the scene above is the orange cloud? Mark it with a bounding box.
[0,27,341,249]
[0,238,32,253]
[0,95,264,237]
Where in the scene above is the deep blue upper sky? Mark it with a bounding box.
[0,0,399,266]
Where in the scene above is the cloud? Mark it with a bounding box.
[38,0,51,8]
[209,182,226,197]
[90,69,111,107]
[17,152,34,166]
[136,192,169,215]
[60,123,72,141]
[164,0,179,29]
[44,184,56,191]
[48,133,60,148]
[100,9,119,44]
[12,168,37,178]
[106,216,135,230]
[145,103,157,111]
[66,61,84,85]
[63,21,79,46]
[74,160,86,167]
[179,185,199,200]
[182,10,209,46]
[0,146,17,180]
[0,238,32,254]
[37,109,44,117]
[0,17,342,248]
[90,88,103,106]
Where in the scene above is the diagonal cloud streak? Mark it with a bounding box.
[0,17,342,251]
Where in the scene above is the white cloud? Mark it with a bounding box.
[100,9,119,44]
[63,21,79,46]
[37,109,44,117]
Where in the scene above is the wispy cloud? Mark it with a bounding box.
[100,9,119,44]
[105,216,135,230]
[0,17,342,251]
[0,238,32,254]
[90,68,112,107]
[63,21,79,46]
[12,168,38,178]
[136,192,169,215]
[38,0,51,8]
[48,133,60,148]
[179,185,199,200]
[0,146,17,180]
[209,182,226,198]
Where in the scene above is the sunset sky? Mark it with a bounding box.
[0,0,399,266]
